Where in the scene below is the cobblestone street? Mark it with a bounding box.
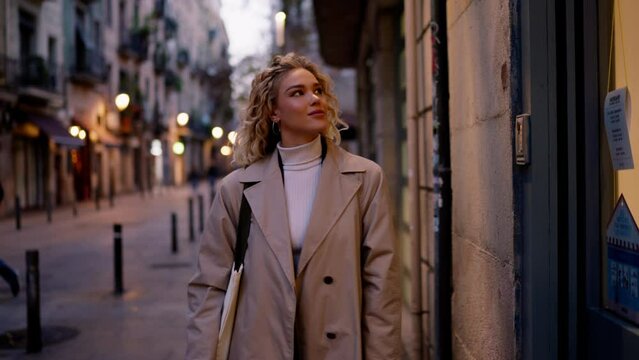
[0,185,211,360]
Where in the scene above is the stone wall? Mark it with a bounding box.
[447,0,515,358]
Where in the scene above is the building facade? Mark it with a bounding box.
[0,0,231,218]
[273,0,359,151]
[314,0,639,359]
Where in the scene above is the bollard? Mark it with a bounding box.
[72,193,78,217]
[109,184,114,208]
[15,196,21,230]
[188,197,194,242]
[26,250,42,353]
[46,192,52,223]
[113,224,123,295]
[171,213,178,254]
[94,188,100,211]
[198,194,204,233]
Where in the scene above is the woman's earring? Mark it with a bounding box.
[271,121,280,136]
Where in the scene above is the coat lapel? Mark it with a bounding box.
[240,153,296,289]
[297,143,363,275]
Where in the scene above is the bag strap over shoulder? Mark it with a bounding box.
[234,182,256,271]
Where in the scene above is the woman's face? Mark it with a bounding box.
[273,68,328,147]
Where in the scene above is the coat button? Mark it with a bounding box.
[323,276,333,284]
[326,332,336,340]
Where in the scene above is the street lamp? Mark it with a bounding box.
[275,11,287,48]
[150,139,163,156]
[211,126,223,139]
[78,129,87,140]
[172,141,185,155]
[220,145,232,156]
[115,93,130,111]
[177,112,189,126]
[227,130,237,145]
[69,125,80,137]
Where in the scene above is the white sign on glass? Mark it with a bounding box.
[604,87,634,170]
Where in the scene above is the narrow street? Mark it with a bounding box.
[0,184,211,360]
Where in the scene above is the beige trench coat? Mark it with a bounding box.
[186,142,401,360]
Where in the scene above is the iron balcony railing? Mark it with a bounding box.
[0,54,20,89]
[70,47,107,84]
[18,55,64,94]
[118,29,149,61]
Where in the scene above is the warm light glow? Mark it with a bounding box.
[69,125,80,137]
[275,12,287,47]
[115,93,130,111]
[227,131,237,144]
[177,112,189,126]
[150,139,163,156]
[89,131,98,142]
[220,145,232,156]
[211,126,224,139]
[275,11,287,22]
[78,129,87,140]
[172,141,185,155]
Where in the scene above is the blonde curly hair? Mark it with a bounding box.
[233,53,347,166]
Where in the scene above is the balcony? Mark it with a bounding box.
[153,0,165,18]
[153,46,168,74]
[17,55,64,105]
[70,47,107,85]
[0,54,19,87]
[164,70,181,92]
[118,28,149,62]
[176,49,189,68]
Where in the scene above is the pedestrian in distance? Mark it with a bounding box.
[0,258,19,297]
[0,180,19,298]
[186,53,401,359]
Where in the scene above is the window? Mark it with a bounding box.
[19,10,36,59]
[94,21,101,49]
[118,0,126,41]
[48,37,56,66]
[105,0,112,27]
[601,0,639,325]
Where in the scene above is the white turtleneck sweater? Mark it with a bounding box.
[277,135,322,270]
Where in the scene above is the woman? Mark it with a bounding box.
[186,53,401,359]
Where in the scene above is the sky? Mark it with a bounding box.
[220,0,274,66]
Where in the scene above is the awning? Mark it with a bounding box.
[28,115,85,147]
[74,116,123,147]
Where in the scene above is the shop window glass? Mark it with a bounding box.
[602,0,639,324]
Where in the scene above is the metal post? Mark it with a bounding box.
[188,197,194,242]
[171,213,178,253]
[109,183,114,208]
[15,196,21,230]
[46,192,52,223]
[26,250,42,353]
[113,224,123,295]
[94,188,100,211]
[72,192,78,217]
[198,194,204,233]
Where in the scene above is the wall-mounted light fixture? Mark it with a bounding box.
[220,145,232,156]
[227,130,237,145]
[115,93,130,111]
[150,139,163,156]
[275,11,286,47]
[177,112,189,126]
[211,126,224,139]
[172,141,185,155]
[69,125,80,137]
